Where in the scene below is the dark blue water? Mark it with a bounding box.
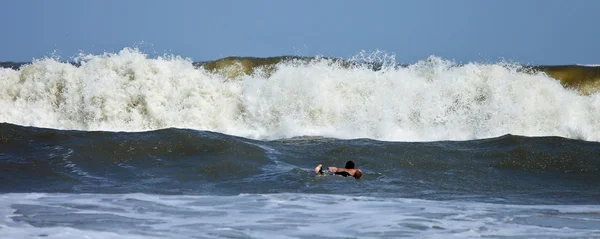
[2,123,599,205]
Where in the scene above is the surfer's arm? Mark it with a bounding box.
[330,167,356,177]
[331,167,354,174]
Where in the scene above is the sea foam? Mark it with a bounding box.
[1,48,599,141]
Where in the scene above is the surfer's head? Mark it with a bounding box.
[353,169,362,180]
[345,160,355,169]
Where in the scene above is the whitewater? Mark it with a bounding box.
[2,48,600,239]
[1,48,599,142]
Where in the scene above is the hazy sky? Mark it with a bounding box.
[1,0,599,64]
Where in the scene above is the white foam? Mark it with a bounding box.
[1,193,599,238]
[577,64,600,67]
[1,48,599,141]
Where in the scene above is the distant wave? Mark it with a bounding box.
[1,48,600,141]
[577,64,600,67]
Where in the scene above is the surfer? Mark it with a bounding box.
[314,161,363,179]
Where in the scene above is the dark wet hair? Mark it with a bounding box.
[345,160,355,169]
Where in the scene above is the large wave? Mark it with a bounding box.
[1,48,599,141]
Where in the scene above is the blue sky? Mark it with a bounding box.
[1,0,599,64]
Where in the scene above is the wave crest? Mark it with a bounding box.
[1,48,600,141]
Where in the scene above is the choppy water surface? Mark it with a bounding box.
[2,50,600,238]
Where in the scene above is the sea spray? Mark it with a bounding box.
[1,48,599,141]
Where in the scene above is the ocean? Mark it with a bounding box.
[1,48,599,238]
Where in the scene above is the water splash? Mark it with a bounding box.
[1,48,599,141]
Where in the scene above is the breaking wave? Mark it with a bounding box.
[1,48,600,141]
